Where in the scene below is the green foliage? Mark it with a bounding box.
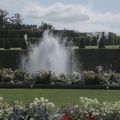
[0,49,27,69]
[91,36,97,46]
[0,68,120,87]
[14,69,26,81]
[98,32,105,48]
[79,37,85,48]
[0,8,8,28]
[38,22,55,30]
[83,71,101,85]
[0,97,55,120]
[0,68,14,83]
[0,95,120,119]
[74,49,120,72]
[34,71,51,84]
[83,70,120,86]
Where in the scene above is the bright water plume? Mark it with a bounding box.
[24,31,71,73]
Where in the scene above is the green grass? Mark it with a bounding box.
[72,45,120,49]
[85,46,98,49]
[105,45,120,49]
[0,48,27,51]
[85,45,120,49]
[0,89,120,106]
[0,45,119,51]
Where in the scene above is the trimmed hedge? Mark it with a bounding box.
[0,30,32,38]
[73,49,120,72]
[0,50,27,69]
[0,49,120,71]
[0,38,27,49]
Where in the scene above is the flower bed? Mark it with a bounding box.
[0,68,120,86]
[0,97,120,120]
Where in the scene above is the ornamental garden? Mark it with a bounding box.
[0,8,120,120]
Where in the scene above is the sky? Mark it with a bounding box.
[0,0,120,33]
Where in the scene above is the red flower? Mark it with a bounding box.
[85,114,90,120]
[90,115,95,120]
[61,114,72,120]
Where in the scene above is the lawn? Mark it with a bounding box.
[72,45,120,49]
[0,89,120,106]
[0,48,27,51]
[85,45,120,49]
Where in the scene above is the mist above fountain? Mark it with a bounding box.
[24,31,71,73]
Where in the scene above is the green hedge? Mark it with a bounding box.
[0,49,120,72]
[0,50,27,69]
[0,38,27,49]
[0,30,42,48]
[0,30,31,38]
[0,30,43,38]
[73,49,120,72]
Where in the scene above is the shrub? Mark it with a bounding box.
[79,37,85,48]
[98,32,105,48]
[83,71,101,85]
[34,71,51,84]
[50,73,71,85]
[14,69,26,82]
[0,68,14,83]
[0,68,119,86]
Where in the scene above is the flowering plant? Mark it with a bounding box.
[0,96,120,120]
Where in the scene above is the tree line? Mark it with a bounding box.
[0,8,120,47]
[0,8,54,31]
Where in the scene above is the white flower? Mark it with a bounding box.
[35,98,39,101]
[0,109,3,116]
[40,97,45,102]
[48,102,55,108]
[42,103,45,106]
[45,99,48,103]
[35,98,40,103]
[30,103,34,108]
[30,118,34,120]
[0,97,3,101]
[33,101,37,106]
[74,105,79,108]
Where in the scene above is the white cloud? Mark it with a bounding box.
[0,0,120,33]
[22,2,90,22]
[21,2,120,33]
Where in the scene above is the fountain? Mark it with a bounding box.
[23,31,71,73]
[24,33,28,46]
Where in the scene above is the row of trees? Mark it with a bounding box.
[68,32,120,48]
[0,8,23,30]
[0,8,54,30]
[0,8,120,47]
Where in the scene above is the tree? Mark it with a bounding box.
[10,13,23,29]
[91,36,97,46]
[98,32,105,48]
[12,13,23,25]
[108,32,119,45]
[79,37,85,48]
[39,22,55,30]
[0,8,9,29]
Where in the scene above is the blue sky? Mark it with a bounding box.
[0,0,120,33]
